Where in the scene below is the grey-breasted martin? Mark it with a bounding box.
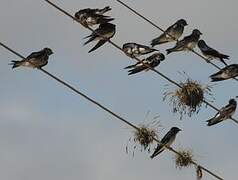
[9,48,53,69]
[151,19,188,47]
[166,29,202,55]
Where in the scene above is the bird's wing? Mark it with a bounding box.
[27,50,44,59]
[88,40,107,53]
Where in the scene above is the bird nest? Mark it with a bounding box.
[163,78,213,119]
[126,115,160,156]
[133,125,158,150]
[174,149,194,169]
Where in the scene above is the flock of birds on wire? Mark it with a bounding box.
[8,6,238,159]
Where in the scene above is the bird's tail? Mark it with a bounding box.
[206,118,220,126]
[166,48,173,55]
[124,63,137,69]
[218,54,229,66]
[150,148,164,159]
[100,6,111,14]
[9,60,22,69]
[128,66,145,75]
[210,71,223,82]
[219,53,229,60]
[88,40,107,53]
[99,17,114,24]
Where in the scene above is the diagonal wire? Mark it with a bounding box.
[115,0,238,82]
[0,41,224,180]
[43,0,238,125]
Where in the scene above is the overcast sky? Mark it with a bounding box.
[0,0,238,180]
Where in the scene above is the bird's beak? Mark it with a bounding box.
[236,96,238,98]
[179,128,182,131]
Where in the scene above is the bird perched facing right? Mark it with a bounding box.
[198,40,229,66]
[151,19,188,47]
[166,29,202,55]
[210,64,238,82]
[206,99,237,126]
[84,23,116,53]
[9,48,53,69]
[74,6,114,27]
[124,52,165,75]
[122,42,158,58]
[150,127,181,159]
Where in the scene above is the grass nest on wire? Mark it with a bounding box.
[126,115,161,156]
[174,149,195,169]
[163,78,214,120]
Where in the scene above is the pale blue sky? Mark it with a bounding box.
[0,0,238,179]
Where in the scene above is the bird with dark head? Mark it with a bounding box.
[207,98,237,126]
[74,6,113,27]
[166,29,202,55]
[150,127,181,159]
[84,23,116,53]
[9,48,53,69]
[210,64,238,82]
[122,42,158,58]
[198,40,229,66]
[124,52,165,75]
[151,19,188,47]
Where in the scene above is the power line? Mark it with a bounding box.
[0,41,224,180]
[43,0,238,126]
[115,0,238,82]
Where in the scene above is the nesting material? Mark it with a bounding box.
[174,150,194,169]
[196,166,203,180]
[163,79,213,119]
[126,117,160,155]
[133,125,158,150]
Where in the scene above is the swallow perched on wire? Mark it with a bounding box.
[207,99,237,126]
[9,48,53,69]
[124,53,165,75]
[198,40,229,66]
[83,23,116,53]
[150,127,181,159]
[166,29,202,55]
[74,6,113,27]
[122,43,158,58]
[151,19,188,47]
[210,64,238,82]
[77,6,112,16]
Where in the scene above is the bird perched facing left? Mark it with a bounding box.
[150,127,181,159]
[124,53,165,75]
[151,19,188,47]
[84,23,116,53]
[9,48,53,69]
[166,29,202,55]
[210,64,238,82]
[74,6,114,27]
[122,42,158,58]
[198,40,229,66]
[206,98,237,126]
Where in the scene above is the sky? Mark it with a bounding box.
[0,0,238,179]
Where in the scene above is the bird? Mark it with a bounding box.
[83,23,116,53]
[166,29,202,55]
[74,6,113,27]
[76,6,112,16]
[198,40,229,66]
[122,43,158,58]
[124,53,165,75]
[9,48,53,69]
[151,19,188,47]
[207,99,237,126]
[210,64,238,82]
[150,127,181,159]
